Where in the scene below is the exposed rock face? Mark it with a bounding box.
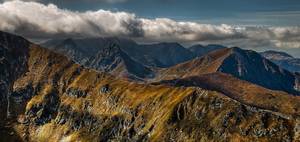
[261,50,300,73]
[43,38,196,68]
[26,91,60,125]
[100,84,111,94]
[65,87,88,98]
[2,31,300,142]
[165,91,295,141]
[44,38,154,79]
[219,47,298,95]
[158,47,300,95]
[85,43,154,79]
[0,31,30,118]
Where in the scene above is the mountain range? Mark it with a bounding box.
[1,31,300,141]
[43,38,196,68]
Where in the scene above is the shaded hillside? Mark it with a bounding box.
[0,31,30,119]
[43,38,154,79]
[189,44,226,57]
[138,42,196,67]
[2,31,300,141]
[157,47,300,95]
[84,43,154,79]
[261,50,300,73]
[43,38,196,68]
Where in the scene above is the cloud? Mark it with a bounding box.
[0,0,300,50]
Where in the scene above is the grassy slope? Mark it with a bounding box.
[6,45,300,141]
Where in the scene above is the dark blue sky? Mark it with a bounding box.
[47,0,300,26]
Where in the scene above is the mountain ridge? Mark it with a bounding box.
[44,38,154,79]
[43,37,196,68]
[2,31,300,141]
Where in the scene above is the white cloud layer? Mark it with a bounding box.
[0,0,300,49]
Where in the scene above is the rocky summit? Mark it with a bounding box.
[1,31,300,142]
[157,47,300,95]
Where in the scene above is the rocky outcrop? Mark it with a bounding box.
[0,31,30,118]
[165,91,294,141]
[26,92,60,125]
[85,43,154,79]
[65,87,88,98]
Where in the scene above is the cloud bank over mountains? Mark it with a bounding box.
[0,0,300,50]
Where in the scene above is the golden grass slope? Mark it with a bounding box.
[5,43,300,141]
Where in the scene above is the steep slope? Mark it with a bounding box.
[3,31,300,141]
[84,43,154,79]
[154,72,300,116]
[43,38,196,68]
[261,50,300,73]
[0,31,30,118]
[44,38,154,79]
[189,44,226,57]
[43,37,136,65]
[158,47,300,95]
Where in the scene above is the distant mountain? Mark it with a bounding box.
[85,43,154,79]
[158,47,300,95]
[188,44,226,57]
[261,50,293,60]
[43,38,196,69]
[261,50,300,73]
[138,42,196,67]
[43,37,134,65]
[44,38,154,79]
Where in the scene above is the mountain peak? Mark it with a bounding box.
[85,43,154,79]
[229,47,253,54]
[159,47,299,95]
[230,46,243,52]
